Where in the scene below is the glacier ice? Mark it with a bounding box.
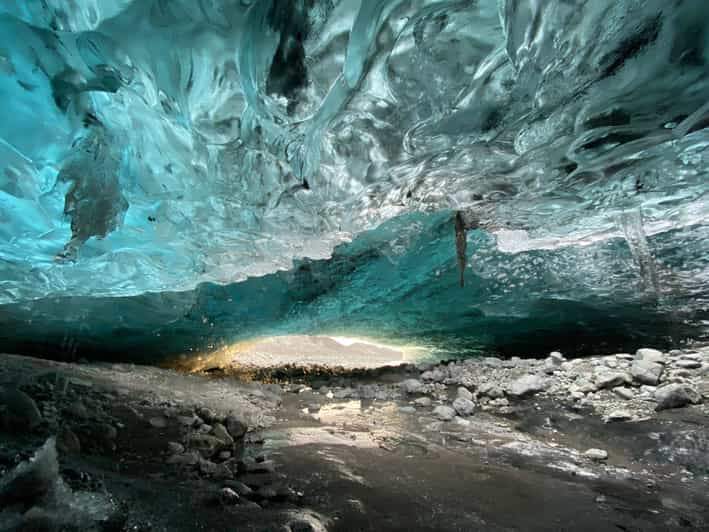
[0,0,708,357]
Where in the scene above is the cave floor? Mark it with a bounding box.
[1,351,708,531]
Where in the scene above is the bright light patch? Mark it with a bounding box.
[176,335,429,373]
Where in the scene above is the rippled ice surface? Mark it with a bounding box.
[0,1,708,359]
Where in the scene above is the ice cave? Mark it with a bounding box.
[0,1,708,530]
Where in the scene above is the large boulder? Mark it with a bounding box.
[0,438,59,507]
[654,384,702,411]
[456,387,473,401]
[0,388,42,430]
[630,360,664,385]
[507,375,547,398]
[452,397,475,416]
[635,348,666,365]
[212,423,234,446]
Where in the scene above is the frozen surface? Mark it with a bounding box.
[0,1,708,357]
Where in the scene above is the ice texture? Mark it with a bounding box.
[0,1,708,355]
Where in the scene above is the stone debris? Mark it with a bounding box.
[584,448,608,461]
[0,345,707,530]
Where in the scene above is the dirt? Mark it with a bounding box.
[1,352,708,531]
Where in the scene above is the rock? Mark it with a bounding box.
[549,351,565,363]
[676,359,702,370]
[0,438,59,507]
[223,480,253,498]
[654,384,702,411]
[432,405,456,421]
[452,397,475,416]
[218,450,232,460]
[605,410,632,422]
[543,361,558,374]
[507,375,547,398]
[249,459,276,474]
[478,382,504,399]
[677,351,700,359]
[400,379,425,394]
[575,380,596,394]
[416,362,435,372]
[333,387,354,399]
[240,501,262,511]
[199,459,218,476]
[413,397,432,407]
[613,387,634,400]
[167,442,185,454]
[148,416,168,429]
[594,371,631,390]
[219,487,240,505]
[457,387,473,401]
[212,423,234,445]
[177,414,200,427]
[94,423,117,445]
[615,353,634,361]
[0,389,42,430]
[635,348,666,365]
[421,369,445,383]
[256,486,281,501]
[673,370,693,379]
[570,391,585,401]
[167,451,199,466]
[630,360,663,385]
[290,520,315,532]
[64,400,89,421]
[398,406,416,414]
[198,424,212,433]
[56,427,81,455]
[584,448,608,461]
[187,433,223,455]
[605,359,620,370]
[239,456,276,474]
[197,407,219,423]
[225,415,248,440]
[213,463,234,479]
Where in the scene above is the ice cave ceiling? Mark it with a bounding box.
[0,0,708,361]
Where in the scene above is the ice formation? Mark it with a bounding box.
[0,1,708,357]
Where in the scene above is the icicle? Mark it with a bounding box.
[455,211,467,287]
[619,209,659,297]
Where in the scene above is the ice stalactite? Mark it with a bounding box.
[620,209,660,299]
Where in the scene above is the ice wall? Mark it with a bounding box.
[0,1,708,358]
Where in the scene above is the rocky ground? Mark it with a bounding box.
[1,345,708,531]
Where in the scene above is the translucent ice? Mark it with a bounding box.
[0,1,707,355]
